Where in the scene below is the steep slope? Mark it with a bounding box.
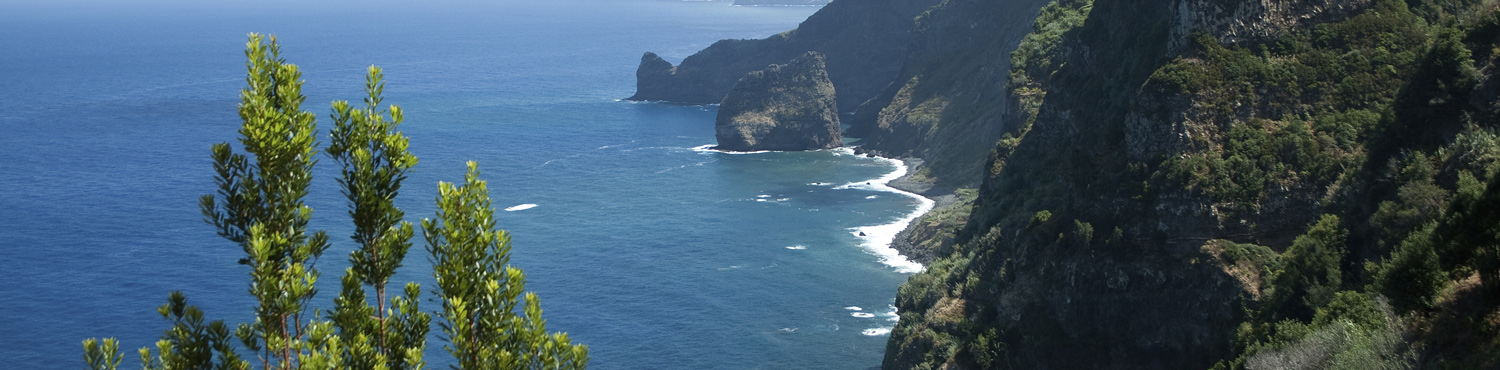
[846,0,1052,187]
[883,0,1500,368]
[628,0,941,111]
[714,52,843,151]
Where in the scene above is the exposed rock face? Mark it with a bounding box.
[628,0,941,111]
[1167,0,1373,53]
[884,0,1386,369]
[847,0,1053,187]
[714,52,842,152]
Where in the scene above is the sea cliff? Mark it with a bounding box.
[885,0,1500,368]
[713,52,843,151]
[637,0,1500,367]
[628,0,941,111]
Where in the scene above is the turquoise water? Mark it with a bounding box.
[0,1,925,368]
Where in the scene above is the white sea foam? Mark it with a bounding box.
[539,140,635,168]
[845,306,862,311]
[884,305,900,322]
[596,140,636,150]
[655,159,714,174]
[690,144,770,155]
[785,245,807,250]
[851,312,876,318]
[504,204,538,211]
[757,195,771,198]
[865,195,878,199]
[861,328,892,336]
[844,155,934,273]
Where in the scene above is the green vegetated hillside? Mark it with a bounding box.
[883,0,1500,368]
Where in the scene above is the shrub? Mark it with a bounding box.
[1376,223,1445,312]
[1269,215,1350,321]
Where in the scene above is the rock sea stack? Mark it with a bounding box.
[713,52,842,152]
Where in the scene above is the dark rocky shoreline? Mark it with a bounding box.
[870,155,962,266]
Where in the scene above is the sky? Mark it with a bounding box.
[0,0,606,22]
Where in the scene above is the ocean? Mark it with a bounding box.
[0,1,928,368]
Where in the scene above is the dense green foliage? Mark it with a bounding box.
[1217,4,1500,367]
[326,66,431,370]
[1160,1,1500,368]
[424,162,588,370]
[198,34,333,369]
[1147,0,1430,216]
[1268,215,1350,321]
[83,35,586,370]
[1007,0,1093,111]
[886,0,1500,368]
[995,0,1093,173]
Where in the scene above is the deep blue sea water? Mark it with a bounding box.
[0,1,928,368]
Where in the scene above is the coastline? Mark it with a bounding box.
[882,157,959,209]
[695,143,950,272]
[835,149,934,273]
[866,156,963,267]
[847,152,960,272]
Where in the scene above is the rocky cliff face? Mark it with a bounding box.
[713,52,843,151]
[881,0,1487,368]
[636,0,1498,367]
[628,0,941,111]
[1166,0,1373,53]
[847,0,1053,187]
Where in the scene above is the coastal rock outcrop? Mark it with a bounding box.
[628,0,941,111]
[713,52,841,152]
[1167,0,1374,53]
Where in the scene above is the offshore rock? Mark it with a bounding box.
[714,52,842,152]
[628,0,941,111]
